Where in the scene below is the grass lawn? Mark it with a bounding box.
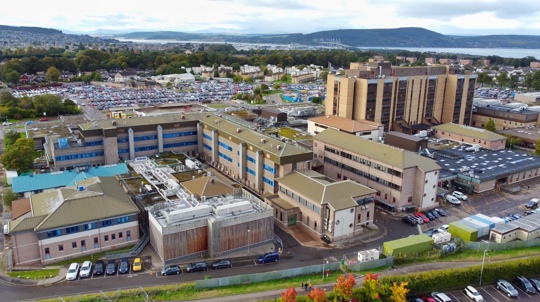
[8,269,60,279]
[208,104,229,109]
[276,127,313,141]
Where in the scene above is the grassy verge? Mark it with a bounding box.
[8,269,59,279]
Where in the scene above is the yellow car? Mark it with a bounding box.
[132,258,142,272]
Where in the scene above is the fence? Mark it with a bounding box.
[346,257,394,271]
[467,238,540,252]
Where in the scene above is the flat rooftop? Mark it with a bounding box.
[499,126,540,143]
[436,147,540,181]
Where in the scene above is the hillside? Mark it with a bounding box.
[115,27,540,49]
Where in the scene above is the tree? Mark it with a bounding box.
[311,96,322,104]
[536,139,540,155]
[233,75,243,83]
[506,135,522,150]
[389,282,409,302]
[280,74,288,82]
[273,83,281,90]
[1,138,35,174]
[281,287,297,302]
[45,66,61,82]
[320,71,329,83]
[485,118,496,132]
[359,273,382,302]
[3,130,21,150]
[307,287,328,302]
[333,274,356,302]
[496,71,508,88]
[260,83,269,92]
[2,187,19,209]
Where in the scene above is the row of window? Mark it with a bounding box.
[263,176,275,187]
[46,217,130,238]
[117,131,198,144]
[247,167,256,176]
[263,163,275,175]
[163,131,197,138]
[203,143,212,151]
[324,157,402,191]
[85,140,103,147]
[326,146,402,177]
[55,151,104,162]
[203,133,212,141]
[218,141,233,151]
[247,155,256,164]
[133,135,157,142]
[164,141,197,149]
[279,186,321,214]
[45,231,131,255]
[218,151,233,162]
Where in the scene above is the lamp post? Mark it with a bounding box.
[322,258,328,280]
[479,249,488,286]
[247,229,251,255]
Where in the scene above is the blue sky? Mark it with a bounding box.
[3,0,540,35]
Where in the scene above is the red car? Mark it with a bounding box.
[414,212,430,223]
[39,118,49,122]
[420,295,436,302]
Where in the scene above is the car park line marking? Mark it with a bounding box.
[515,287,531,298]
[493,287,511,301]
[480,288,500,302]
[449,292,463,301]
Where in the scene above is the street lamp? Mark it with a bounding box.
[247,229,251,255]
[479,249,489,286]
[322,258,328,280]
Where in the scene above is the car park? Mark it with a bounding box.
[496,279,519,297]
[514,276,536,294]
[93,260,105,276]
[402,216,417,226]
[452,191,468,201]
[132,258,142,272]
[526,198,539,209]
[431,292,452,302]
[186,261,208,272]
[464,285,484,302]
[65,263,80,281]
[106,261,117,275]
[161,265,181,276]
[119,258,129,274]
[211,259,232,269]
[79,261,92,278]
[414,212,430,223]
[445,195,461,205]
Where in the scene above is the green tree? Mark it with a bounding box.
[535,138,540,155]
[273,83,281,90]
[524,73,534,91]
[33,94,63,117]
[359,273,382,302]
[280,74,288,82]
[506,135,522,150]
[253,87,262,95]
[320,71,329,83]
[2,187,19,209]
[485,118,496,132]
[3,130,21,150]
[3,69,20,84]
[45,66,61,82]
[496,71,508,88]
[1,138,35,174]
[260,83,269,92]
[245,76,254,84]
[233,75,243,83]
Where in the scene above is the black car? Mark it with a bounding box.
[435,208,447,216]
[423,211,435,220]
[429,210,440,219]
[106,261,117,275]
[402,216,416,226]
[161,265,181,276]
[93,260,105,276]
[211,259,232,269]
[524,210,535,216]
[406,295,423,302]
[118,258,129,274]
[186,261,208,273]
[514,276,536,294]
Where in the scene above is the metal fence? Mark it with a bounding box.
[467,238,540,252]
[346,257,394,271]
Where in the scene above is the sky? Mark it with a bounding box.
[3,0,540,36]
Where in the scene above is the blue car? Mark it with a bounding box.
[25,121,34,125]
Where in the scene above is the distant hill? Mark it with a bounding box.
[114,27,540,49]
[0,25,61,34]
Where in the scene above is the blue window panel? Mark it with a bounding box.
[163,131,197,139]
[118,148,129,154]
[85,140,103,147]
[117,216,129,224]
[218,152,233,162]
[55,151,105,162]
[84,222,97,230]
[47,229,62,238]
[247,156,256,164]
[101,219,113,227]
[117,137,128,143]
[134,135,158,142]
[203,133,212,141]
[264,164,275,174]
[66,226,79,234]
[134,145,158,152]
[218,141,233,151]
[164,141,197,149]
[203,143,212,151]
[247,168,256,176]
[264,177,275,187]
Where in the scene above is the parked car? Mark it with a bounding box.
[258,252,280,264]
[464,285,484,302]
[429,210,440,219]
[496,279,519,297]
[414,212,430,223]
[106,261,117,275]
[2,122,12,126]
[25,121,33,125]
[524,210,535,216]
[528,278,540,292]
[452,191,468,201]
[423,228,441,237]
[510,213,522,220]
[438,224,449,233]
[406,295,423,302]
[420,295,436,302]
[186,261,208,272]
[79,261,92,278]
[39,117,49,122]
[132,258,142,272]
[119,258,129,274]
[161,265,181,276]
[402,216,416,226]
[411,215,424,225]
[423,211,435,220]
[431,292,452,302]
[514,276,536,294]
[93,260,105,275]
[435,208,447,216]
[65,263,80,281]
[211,259,232,269]
[446,195,461,205]
[526,198,539,209]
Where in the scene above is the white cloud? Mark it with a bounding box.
[0,0,539,35]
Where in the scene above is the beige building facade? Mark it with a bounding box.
[432,123,507,151]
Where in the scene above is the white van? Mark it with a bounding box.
[446,195,461,205]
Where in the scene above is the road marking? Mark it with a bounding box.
[481,288,501,302]
[449,292,463,301]
[493,286,511,301]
